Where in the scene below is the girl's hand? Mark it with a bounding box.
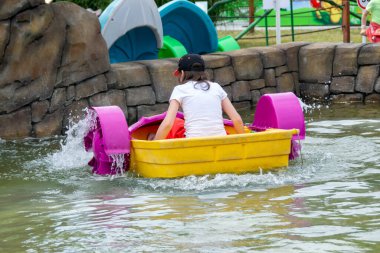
[153,100,180,140]
[360,29,367,36]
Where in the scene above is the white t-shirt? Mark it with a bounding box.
[169,80,228,138]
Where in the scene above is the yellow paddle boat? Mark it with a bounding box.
[83,92,305,178]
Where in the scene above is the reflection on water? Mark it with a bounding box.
[0,103,379,252]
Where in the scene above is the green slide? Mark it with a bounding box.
[158,36,188,59]
[217,35,241,52]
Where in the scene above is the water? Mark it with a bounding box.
[1,103,379,252]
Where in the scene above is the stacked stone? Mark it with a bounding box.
[298,43,380,103]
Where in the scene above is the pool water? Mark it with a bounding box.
[0,103,379,252]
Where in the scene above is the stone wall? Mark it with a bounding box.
[0,1,379,139]
[108,42,380,126]
[0,1,111,139]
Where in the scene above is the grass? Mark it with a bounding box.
[217,27,365,48]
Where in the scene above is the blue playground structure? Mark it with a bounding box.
[99,0,163,63]
[158,0,218,57]
[99,0,240,64]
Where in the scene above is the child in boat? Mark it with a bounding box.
[153,53,245,140]
[360,0,380,43]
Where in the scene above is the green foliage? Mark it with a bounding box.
[53,0,223,10]
[156,1,221,7]
[54,0,112,10]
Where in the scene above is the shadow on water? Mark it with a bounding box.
[0,102,380,252]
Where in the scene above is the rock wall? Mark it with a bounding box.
[0,2,379,139]
[0,1,110,139]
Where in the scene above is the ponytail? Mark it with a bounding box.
[182,71,210,91]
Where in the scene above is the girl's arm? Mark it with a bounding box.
[361,9,369,36]
[153,100,180,140]
[221,98,245,134]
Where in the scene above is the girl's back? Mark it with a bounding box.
[170,81,227,138]
[153,53,244,140]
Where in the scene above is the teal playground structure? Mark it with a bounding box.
[158,0,218,57]
[99,0,163,64]
[99,0,240,64]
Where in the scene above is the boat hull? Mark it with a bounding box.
[130,129,298,178]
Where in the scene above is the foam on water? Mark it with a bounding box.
[21,101,379,193]
[134,167,314,192]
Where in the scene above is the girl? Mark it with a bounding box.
[154,54,245,140]
[361,0,380,43]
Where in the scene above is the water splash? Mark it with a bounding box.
[298,98,328,115]
[29,108,94,171]
[110,154,126,176]
[83,108,98,137]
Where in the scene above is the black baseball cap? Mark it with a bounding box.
[173,54,205,77]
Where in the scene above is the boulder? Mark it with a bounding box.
[63,99,89,129]
[50,88,67,113]
[299,43,336,83]
[260,87,277,95]
[0,21,10,63]
[125,86,156,106]
[356,65,379,93]
[223,85,232,100]
[249,79,265,90]
[375,77,380,93]
[139,60,178,103]
[33,108,64,137]
[255,46,286,68]
[231,81,251,101]
[31,100,49,123]
[0,4,63,113]
[358,43,380,65]
[111,62,151,89]
[66,86,75,105]
[205,69,214,81]
[275,65,288,77]
[137,103,169,119]
[203,54,231,69]
[216,48,263,80]
[251,90,261,104]
[333,43,362,76]
[105,69,118,88]
[53,2,110,87]
[264,68,276,87]
[213,66,236,86]
[299,83,329,100]
[0,0,44,20]
[75,74,108,100]
[292,72,301,96]
[276,73,294,92]
[0,107,32,139]
[276,42,309,72]
[330,76,355,94]
[89,89,128,118]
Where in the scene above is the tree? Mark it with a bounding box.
[52,0,222,11]
[53,0,112,10]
